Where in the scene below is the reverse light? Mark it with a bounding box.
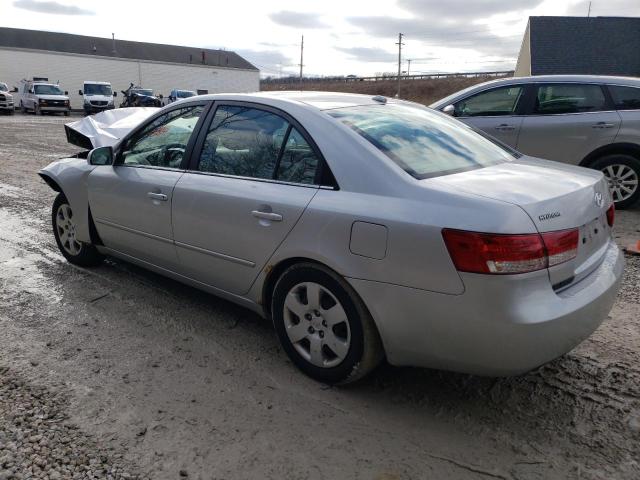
[606,204,615,227]
[442,228,579,275]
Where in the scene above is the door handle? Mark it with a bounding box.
[147,192,168,201]
[592,122,614,129]
[251,210,283,222]
[494,124,515,131]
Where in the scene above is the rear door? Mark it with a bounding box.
[451,84,527,147]
[516,83,621,164]
[172,102,327,295]
[88,103,207,269]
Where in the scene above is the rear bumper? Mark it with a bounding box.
[347,239,624,376]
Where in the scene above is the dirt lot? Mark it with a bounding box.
[0,113,639,480]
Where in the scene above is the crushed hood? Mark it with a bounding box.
[64,107,160,149]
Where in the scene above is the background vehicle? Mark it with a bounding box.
[120,84,162,108]
[79,81,116,115]
[431,75,640,208]
[168,89,196,103]
[20,80,70,116]
[0,82,14,114]
[39,92,623,384]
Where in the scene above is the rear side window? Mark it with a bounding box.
[454,86,523,117]
[608,85,640,110]
[276,128,320,184]
[534,84,606,115]
[329,104,513,179]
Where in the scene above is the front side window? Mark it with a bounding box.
[534,84,606,115]
[329,104,513,179]
[454,86,523,117]
[121,106,204,168]
[609,85,640,111]
[197,106,289,180]
[0,83,7,92]
[34,85,64,95]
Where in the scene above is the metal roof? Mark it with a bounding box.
[527,16,640,77]
[0,27,258,71]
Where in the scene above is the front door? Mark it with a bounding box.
[88,104,206,269]
[452,84,526,147]
[516,83,621,164]
[172,104,323,295]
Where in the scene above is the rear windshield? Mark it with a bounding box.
[328,103,514,179]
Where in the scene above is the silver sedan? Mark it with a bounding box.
[40,92,624,384]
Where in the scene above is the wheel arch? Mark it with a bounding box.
[38,172,62,192]
[579,142,640,167]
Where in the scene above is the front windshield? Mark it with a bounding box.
[34,84,64,95]
[0,83,7,92]
[133,89,153,96]
[85,84,112,96]
[328,103,514,179]
[178,91,196,98]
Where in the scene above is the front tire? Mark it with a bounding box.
[52,193,103,267]
[591,154,640,209]
[271,263,383,384]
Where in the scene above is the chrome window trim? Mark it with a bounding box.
[181,169,322,190]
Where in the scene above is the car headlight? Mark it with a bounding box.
[0,94,5,101]
[65,100,70,106]
[84,99,91,105]
[39,99,47,105]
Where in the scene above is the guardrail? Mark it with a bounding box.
[261,70,514,85]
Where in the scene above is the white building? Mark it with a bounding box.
[0,27,260,109]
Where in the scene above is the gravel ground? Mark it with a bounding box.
[0,113,639,480]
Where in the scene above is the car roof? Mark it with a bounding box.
[431,74,640,108]
[84,81,111,85]
[193,91,397,111]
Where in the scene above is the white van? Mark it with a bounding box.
[20,81,70,116]
[79,81,116,115]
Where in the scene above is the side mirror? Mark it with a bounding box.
[87,146,114,166]
[12,87,18,92]
[64,91,69,95]
[113,92,117,97]
[78,90,83,95]
[442,104,455,116]
[29,89,34,94]
[159,94,164,99]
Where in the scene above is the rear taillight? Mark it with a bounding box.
[606,204,615,227]
[442,228,578,275]
[541,229,579,267]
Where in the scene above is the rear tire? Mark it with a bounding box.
[271,263,384,384]
[20,102,26,114]
[52,193,104,267]
[591,154,640,209]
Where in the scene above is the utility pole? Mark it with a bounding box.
[587,1,592,17]
[299,35,304,87]
[396,33,404,98]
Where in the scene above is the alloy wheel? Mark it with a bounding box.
[283,282,351,368]
[56,203,82,256]
[602,164,639,203]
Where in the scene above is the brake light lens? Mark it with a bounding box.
[542,229,579,267]
[606,204,615,227]
[442,228,579,275]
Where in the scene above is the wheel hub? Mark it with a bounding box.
[602,164,638,203]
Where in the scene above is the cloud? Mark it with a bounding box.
[235,48,297,74]
[397,0,541,20]
[335,47,398,63]
[269,11,328,29]
[12,0,94,15]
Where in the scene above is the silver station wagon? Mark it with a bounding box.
[40,92,624,384]
[431,75,640,208]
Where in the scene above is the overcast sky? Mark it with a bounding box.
[1,0,638,77]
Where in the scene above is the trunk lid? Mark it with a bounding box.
[431,157,613,288]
